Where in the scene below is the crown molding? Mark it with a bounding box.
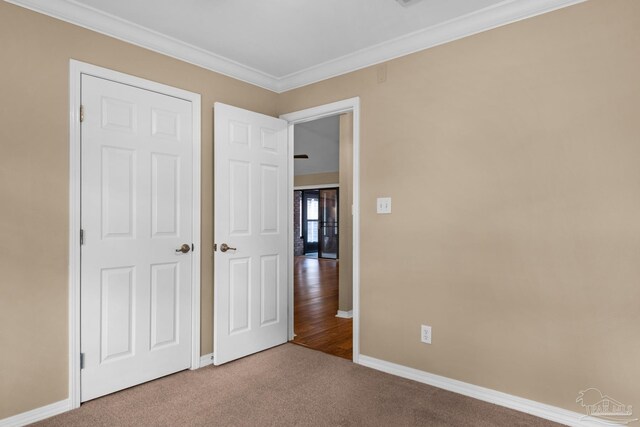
[274,0,587,92]
[6,0,586,94]
[5,0,280,91]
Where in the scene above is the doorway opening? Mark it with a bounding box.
[289,113,352,359]
[297,188,339,259]
[282,97,360,363]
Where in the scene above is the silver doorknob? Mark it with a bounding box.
[220,243,236,252]
[176,244,191,254]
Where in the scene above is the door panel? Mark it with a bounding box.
[151,154,180,237]
[100,266,135,362]
[229,257,251,334]
[150,262,179,349]
[260,254,279,326]
[229,160,251,235]
[81,75,193,401]
[214,103,288,365]
[101,147,136,239]
[261,165,279,233]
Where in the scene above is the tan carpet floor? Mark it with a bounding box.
[37,344,561,426]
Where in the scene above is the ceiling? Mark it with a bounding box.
[294,116,340,177]
[8,0,585,92]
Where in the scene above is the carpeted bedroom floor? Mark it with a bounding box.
[36,344,560,426]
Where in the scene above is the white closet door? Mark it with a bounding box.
[81,74,193,401]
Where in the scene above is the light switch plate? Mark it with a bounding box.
[376,197,392,214]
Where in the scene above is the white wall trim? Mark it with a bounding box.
[0,399,71,427]
[358,355,602,427]
[68,59,82,412]
[6,0,277,91]
[281,97,361,364]
[68,60,202,408]
[281,99,358,124]
[276,0,587,92]
[336,310,353,319]
[294,184,339,190]
[190,83,203,371]
[0,354,596,427]
[8,0,585,93]
[199,353,214,368]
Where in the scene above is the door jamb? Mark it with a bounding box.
[294,184,339,190]
[280,97,361,363]
[68,59,202,408]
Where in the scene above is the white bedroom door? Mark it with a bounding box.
[213,103,288,365]
[80,74,194,401]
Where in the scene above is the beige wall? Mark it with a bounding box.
[0,2,277,419]
[3,0,640,420]
[278,0,640,414]
[294,172,339,187]
[338,113,353,312]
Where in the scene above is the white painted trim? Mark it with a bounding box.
[7,0,585,93]
[199,353,214,368]
[68,60,202,407]
[276,0,587,92]
[190,91,203,371]
[293,184,339,190]
[0,399,71,427]
[281,97,361,363]
[336,310,353,319]
[280,99,357,124]
[286,125,295,341]
[358,355,602,427]
[6,0,277,91]
[68,59,82,411]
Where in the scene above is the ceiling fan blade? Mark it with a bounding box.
[293,154,309,159]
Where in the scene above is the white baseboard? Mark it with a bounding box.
[0,399,71,427]
[2,354,215,427]
[0,354,597,427]
[336,310,353,319]
[358,355,600,427]
[199,353,214,368]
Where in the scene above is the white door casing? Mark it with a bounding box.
[80,74,195,401]
[214,103,288,365]
[280,97,361,363]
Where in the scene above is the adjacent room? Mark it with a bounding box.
[1,0,639,426]
[292,115,353,360]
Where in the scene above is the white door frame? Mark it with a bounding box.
[294,184,340,190]
[68,59,202,409]
[280,97,361,363]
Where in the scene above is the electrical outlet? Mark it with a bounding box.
[376,197,392,214]
[421,325,432,344]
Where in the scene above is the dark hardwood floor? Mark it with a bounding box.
[291,256,352,360]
